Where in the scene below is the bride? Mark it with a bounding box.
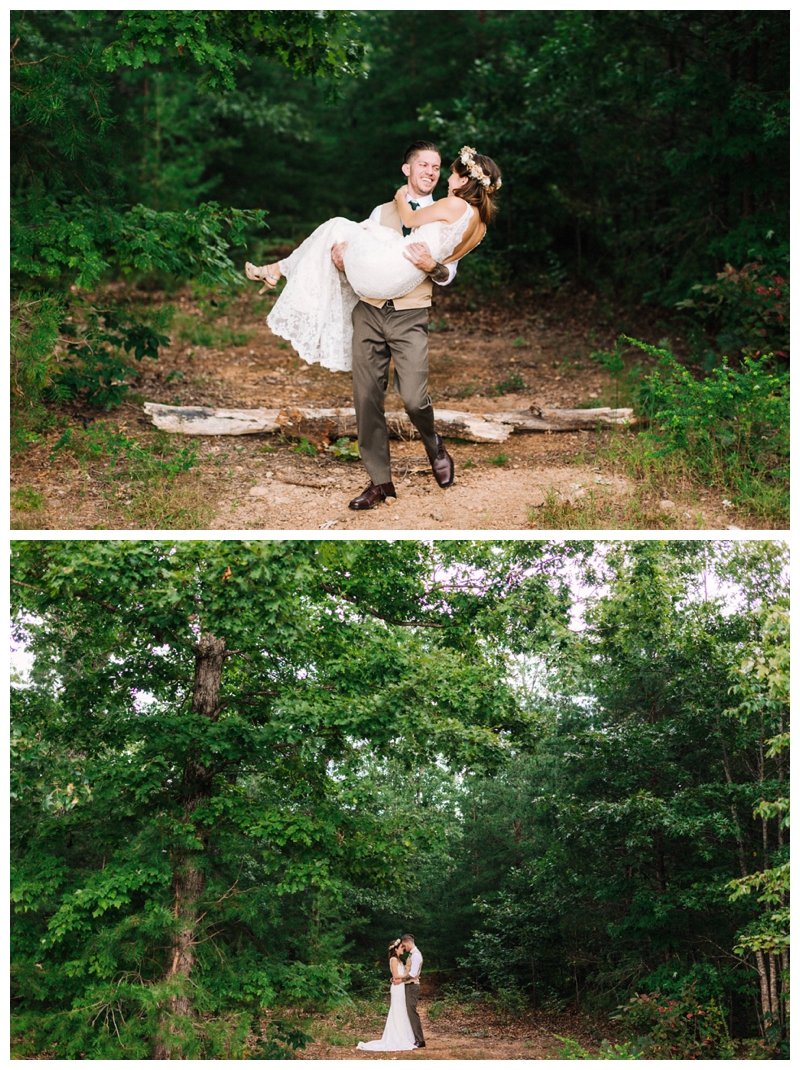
[356,938,416,1052]
[245,148,501,373]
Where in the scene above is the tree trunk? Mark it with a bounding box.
[143,401,637,441]
[154,634,225,1059]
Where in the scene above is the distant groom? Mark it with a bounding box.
[331,140,457,510]
[393,932,425,1048]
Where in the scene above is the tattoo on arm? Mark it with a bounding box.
[428,261,449,283]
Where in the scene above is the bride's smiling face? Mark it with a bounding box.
[402,150,441,197]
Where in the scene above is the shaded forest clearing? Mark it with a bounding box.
[289,985,603,1061]
[12,284,749,531]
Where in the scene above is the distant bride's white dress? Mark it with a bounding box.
[356,971,416,1052]
[267,202,473,374]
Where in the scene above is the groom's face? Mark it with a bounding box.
[402,150,441,198]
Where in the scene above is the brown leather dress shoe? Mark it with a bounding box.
[348,481,397,510]
[430,433,454,488]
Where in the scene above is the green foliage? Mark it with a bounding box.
[590,341,633,410]
[11,540,568,1058]
[628,338,788,520]
[613,988,736,1060]
[554,1035,647,1060]
[438,543,789,1042]
[254,1019,315,1058]
[486,984,527,1022]
[489,371,526,396]
[95,10,366,92]
[11,295,64,407]
[292,437,317,457]
[726,607,789,962]
[10,8,363,420]
[422,10,789,299]
[51,303,171,407]
[489,452,510,466]
[326,437,361,462]
[676,259,790,363]
[11,487,45,513]
[50,422,198,484]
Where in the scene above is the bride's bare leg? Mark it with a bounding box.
[244,261,283,293]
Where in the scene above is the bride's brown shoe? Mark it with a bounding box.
[245,261,281,293]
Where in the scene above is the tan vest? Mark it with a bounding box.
[359,201,434,310]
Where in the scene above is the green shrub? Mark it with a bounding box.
[676,260,789,363]
[554,1035,647,1060]
[53,302,173,408]
[612,986,736,1059]
[51,422,198,483]
[628,337,788,521]
[487,984,527,1022]
[11,294,64,410]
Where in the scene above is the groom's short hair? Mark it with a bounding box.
[401,932,415,943]
[403,141,440,165]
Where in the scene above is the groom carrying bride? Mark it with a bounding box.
[247,141,500,510]
[331,141,458,510]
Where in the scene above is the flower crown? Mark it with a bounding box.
[458,145,502,192]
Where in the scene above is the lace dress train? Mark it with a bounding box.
[266,204,473,373]
[356,980,416,1052]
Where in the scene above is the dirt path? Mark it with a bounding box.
[295,996,604,1061]
[11,284,750,531]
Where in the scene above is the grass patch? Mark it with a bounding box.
[531,487,705,530]
[489,371,526,396]
[175,313,253,349]
[11,486,44,512]
[48,421,212,527]
[489,452,510,466]
[126,475,214,529]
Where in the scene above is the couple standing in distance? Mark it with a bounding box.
[246,141,501,510]
[357,934,426,1052]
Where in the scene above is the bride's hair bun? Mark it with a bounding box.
[387,937,403,958]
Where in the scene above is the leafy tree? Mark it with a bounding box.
[10,539,569,1058]
[10,9,364,409]
[444,542,789,1043]
[423,10,789,301]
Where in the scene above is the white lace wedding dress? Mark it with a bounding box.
[267,202,474,373]
[356,974,416,1052]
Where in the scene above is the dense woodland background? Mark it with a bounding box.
[11,9,789,296]
[11,540,789,1058]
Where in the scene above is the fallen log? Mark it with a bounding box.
[143,402,635,442]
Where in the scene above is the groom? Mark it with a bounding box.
[331,140,457,510]
[393,932,425,1048]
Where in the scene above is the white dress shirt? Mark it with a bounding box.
[370,192,458,287]
[407,945,423,982]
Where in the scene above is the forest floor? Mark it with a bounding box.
[11,281,758,532]
[275,980,613,1061]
